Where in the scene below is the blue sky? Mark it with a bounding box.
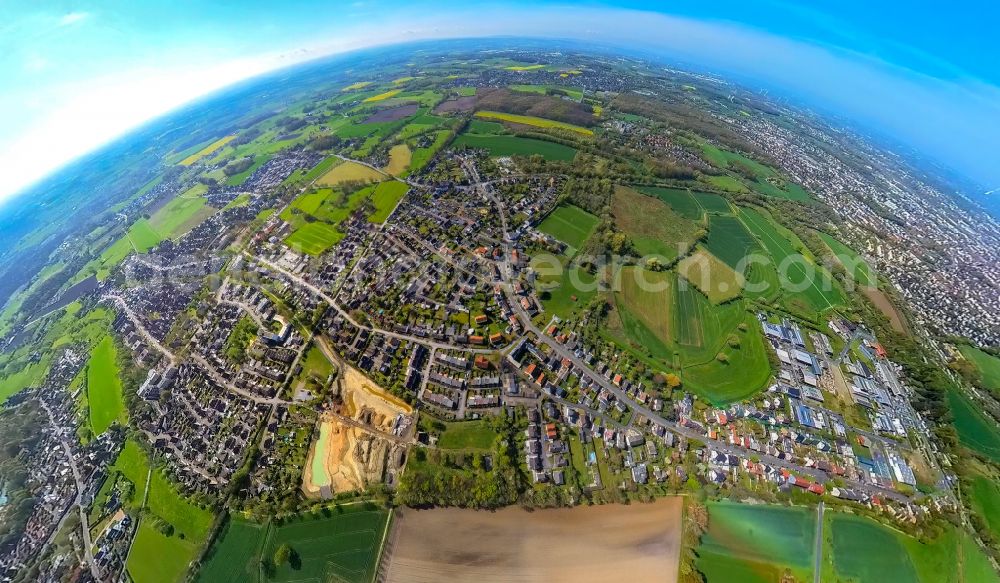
[2,0,998,200]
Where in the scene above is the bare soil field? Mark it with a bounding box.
[433,95,476,113]
[364,103,419,123]
[862,286,910,335]
[385,497,683,583]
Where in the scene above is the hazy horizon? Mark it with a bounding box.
[3,1,999,203]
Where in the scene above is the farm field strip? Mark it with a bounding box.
[473,110,594,135]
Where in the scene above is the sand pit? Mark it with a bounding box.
[303,420,365,496]
[385,498,683,583]
[342,365,412,432]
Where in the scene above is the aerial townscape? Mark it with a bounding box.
[0,39,999,583]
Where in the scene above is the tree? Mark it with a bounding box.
[665,373,683,389]
[274,543,293,566]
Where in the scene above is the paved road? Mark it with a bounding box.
[251,254,493,354]
[102,294,176,364]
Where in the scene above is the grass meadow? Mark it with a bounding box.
[536,204,599,251]
[196,505,390,583]
[697,501,815,583]
[86,335,125,434]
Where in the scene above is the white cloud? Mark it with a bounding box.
[58,12,89,26]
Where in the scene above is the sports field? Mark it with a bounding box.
[474,111,594,136]
[958,345,1000,393]
[536,204,599,251]
[697,501,815,583]
[196,505,390,583]
[318,161,386,186]
[86,335,125,434]
[453,134,577,161]
[947,387,1000,462]
[368,181,408,223]
[612,186,700,260]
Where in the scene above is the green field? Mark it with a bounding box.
[536,204,599,251]
[958,345,1000,394]
[818,232,876,287]
[697,501,815,583]
[281,185,383,254]
[701,174,749,193]
[610,268,768,403]
[86,335,126,434]
[677,248,743,304]
[112,438,214,583]
[196,505,390,583]
[509,83,584,101]
[637,186,704,220]
[147,195,216,240]
[823,513,997,583]
[739,207,842,314]
[698,143,810,202]
[128,219,164,252]
[368,181,408,223]
[970,474,1000,536]
[691,190,733,214]
[612,186,700,261]
[285,222,344,255]
[948,387,1000,461]
[704,215,758,269]
[436,420,498,450]
[535,255,599,319]
[130,521,201,583]
[453,134,577,161]
[195,518,268,582]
